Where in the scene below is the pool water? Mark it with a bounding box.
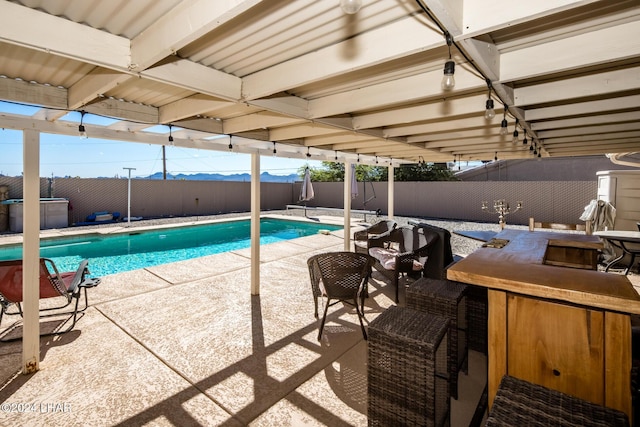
[0,218,341,277]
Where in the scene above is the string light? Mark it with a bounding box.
[340,0,362,14]
[441,32,455,91]
[415,2,525,137]
[500,106,509,135]
[272,142,277,157]
[78,111,88,139]
[168,124,174,145]
[512,119,519,143]
[484,80,495,120]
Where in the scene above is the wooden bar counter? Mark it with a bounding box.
[447,229,640,420]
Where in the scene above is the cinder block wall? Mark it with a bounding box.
[0,177,596,227]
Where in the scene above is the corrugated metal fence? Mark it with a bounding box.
[0,177,596,227]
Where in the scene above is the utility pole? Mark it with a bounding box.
[162,146,167,180]
[123,167,136,227]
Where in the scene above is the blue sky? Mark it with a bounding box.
[0,129,320,178]
[0,103,322,178]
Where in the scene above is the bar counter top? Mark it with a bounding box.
[447,229,640,315]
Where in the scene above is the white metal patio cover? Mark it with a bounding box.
[2,0,639,373]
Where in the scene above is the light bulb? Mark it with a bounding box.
[78,124,88,139]
[441,60,455,90]
[484,99,495,120]
[512,129,519,144]
[500,118,508,135]
[78,111,88,139]
[340,0,362,14]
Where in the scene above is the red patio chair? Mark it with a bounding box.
[0,258,100,341]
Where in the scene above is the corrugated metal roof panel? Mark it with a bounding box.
[12,0,182,38]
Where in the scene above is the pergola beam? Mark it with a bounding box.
[130,0,266,71]
[242,16,442,100]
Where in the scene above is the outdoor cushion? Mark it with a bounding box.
[353,240,367,250]
[369,247,423,271]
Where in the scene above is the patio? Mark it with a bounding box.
[0,218,490,426]
[1,1,639,424]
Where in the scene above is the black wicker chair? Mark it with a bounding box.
[307,252,373,341]
[353,220,397,255]
[407,221,458,279]
[487,375,629,426]
[367,225,439,303]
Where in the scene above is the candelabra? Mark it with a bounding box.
[482,199,522,229]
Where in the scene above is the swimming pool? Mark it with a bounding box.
[0,218,342,277]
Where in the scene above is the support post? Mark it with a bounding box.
[251,152,260,295]
[22,129,40,374]
[344,161,352,251]
[388,164,394,219]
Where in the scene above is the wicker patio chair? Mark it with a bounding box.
[408,221,458,279]
[487,375,629,426]
[0,258,101,341]
[353,220,397,255]
[367,225,439,303]
[307,252,373,341]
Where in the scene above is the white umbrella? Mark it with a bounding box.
[351,163,359,199]
[300,167,314,202]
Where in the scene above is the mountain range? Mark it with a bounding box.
[144,172,300,183]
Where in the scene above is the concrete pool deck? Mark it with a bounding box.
[1,215,637,426]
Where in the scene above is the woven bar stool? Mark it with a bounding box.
[486,375,630,426]
[368,306,449,427]
[466,284,487,354]
[406,277,468,400]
